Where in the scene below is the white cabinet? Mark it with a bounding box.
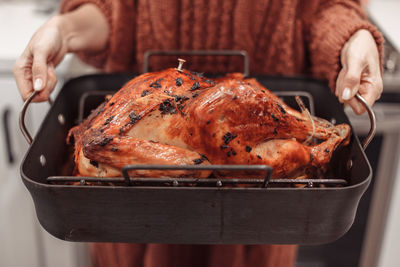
[0,76,41,267]
[0,74,87,267]
[0,3,89,266]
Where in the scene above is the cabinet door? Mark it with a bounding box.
[0,76,84,267]
[0,76,41,267]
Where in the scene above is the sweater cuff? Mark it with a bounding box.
[309,4,384,91]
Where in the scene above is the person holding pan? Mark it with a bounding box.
[13,0,383,267]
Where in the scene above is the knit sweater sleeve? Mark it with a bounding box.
[59,0,135,72]
[307,0,384,91]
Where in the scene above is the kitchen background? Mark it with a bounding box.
[0,0,399,267]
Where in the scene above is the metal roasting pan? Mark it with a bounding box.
[19,52,376,245]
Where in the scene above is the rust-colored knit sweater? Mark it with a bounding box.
[61,0,383,91]
[59,1,383,267]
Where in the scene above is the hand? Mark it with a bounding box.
[13,4,110,102]
[335,29,383,114]
[13,16,67,102]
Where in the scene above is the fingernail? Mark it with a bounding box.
[342,87,351,100]
[34,78,43,91]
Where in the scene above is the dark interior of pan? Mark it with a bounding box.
[20,73,372,244]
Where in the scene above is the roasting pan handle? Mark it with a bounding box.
[143,50,250,77]
[355,93,376,150]
[19,91,53,145]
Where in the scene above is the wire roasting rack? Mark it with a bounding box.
[42,88,350,189]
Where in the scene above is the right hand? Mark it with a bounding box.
[14,4,109,102]
[13,16,67,102]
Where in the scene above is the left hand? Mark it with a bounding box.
[335,29,383,114]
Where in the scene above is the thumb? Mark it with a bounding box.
[31,53,48,92]
[337,45,366,103]
[338,57,365,104]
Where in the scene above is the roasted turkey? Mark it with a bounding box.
[68,68,350,179]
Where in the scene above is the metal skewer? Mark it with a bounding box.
[175,58,186,72]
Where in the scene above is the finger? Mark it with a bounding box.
[347,97,366,115]
[338,61,365,103]
[31,49,48,93]
[335,69,345,98]
[367,59,384,101]
[361,82,380,107]
[13,55,34,101]
[347,82,378,115]
[47,63,58,92]
[33,64,57,102]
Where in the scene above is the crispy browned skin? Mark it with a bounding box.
[68,68,350,178]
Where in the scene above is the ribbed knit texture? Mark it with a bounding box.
[308,0,384,89]
[90,243,298,267]
[60,0,383,91]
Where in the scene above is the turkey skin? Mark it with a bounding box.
[68,68,350,179]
